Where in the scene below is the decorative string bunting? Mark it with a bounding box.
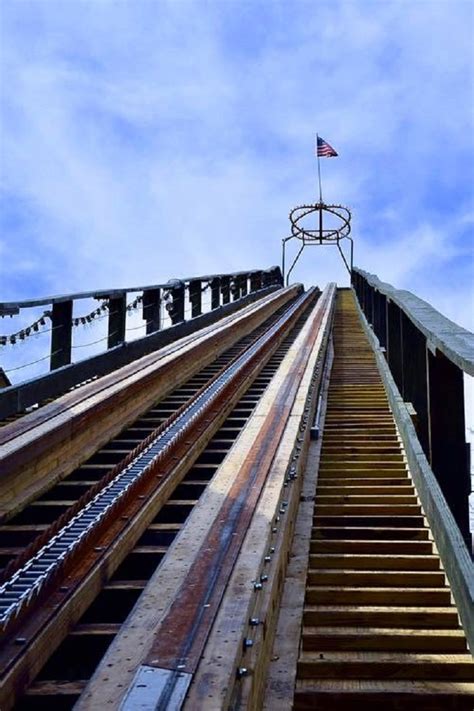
[71,301,109,327]
[1,296,145,346]
[0,311,51,346]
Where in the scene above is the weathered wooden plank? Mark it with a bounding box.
[294,679,474,710]
[303,606,458,628]
[297,652,474,680]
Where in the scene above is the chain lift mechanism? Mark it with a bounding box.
[282,202,353,285]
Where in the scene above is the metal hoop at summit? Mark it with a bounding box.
[282,201,353,284]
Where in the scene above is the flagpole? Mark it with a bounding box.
[316,133,323,242]
[316,133,323,204]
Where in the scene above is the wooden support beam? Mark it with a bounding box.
[188,280,202,318]
[107,294,126,349]
[50,300,73,370]
[220,275,231,304]
[428,348,471,547]
[210,277,220,309]
[142,289,161,335]
[170,282,185,324]
[250,271,262,292]
[387,301,403,394]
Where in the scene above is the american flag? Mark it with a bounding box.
[316,136,338,157]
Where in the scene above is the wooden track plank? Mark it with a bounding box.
[297,652,474,680]
[288,289,473,711]
[294,680,474,710]
[301,626,468,653]
[309,554,440,570]
[306,586,452,606]
[303,606,459,628]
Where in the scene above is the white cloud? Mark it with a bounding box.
[0,0,473,380]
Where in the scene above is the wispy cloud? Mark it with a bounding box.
[0,0,473,381]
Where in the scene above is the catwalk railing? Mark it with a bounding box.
[352,267,474,548]
[0,267,283,420]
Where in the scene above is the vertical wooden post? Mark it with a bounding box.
[368,284,375,325]
[379,293,387,350]
[373,291,387,349]
[221,276,231,305]
[210,278,220,310]
[250,271,262,292]
[401,313,430,458]
[189,280,202,318]
[50,300,73,370]
[428,350,471,547]
[387,301,404,395]
[170,282,185,324]
[231,276,240,301]
[108,294,126,348]
[142,289,161,335]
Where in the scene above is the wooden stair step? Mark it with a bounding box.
[321,447,402,455]
[312,527,431,540]
[313,516,427,528]
[306,587,452,606]
[320,462,407,470]
[323,425,397,432]
[301,626,468,653]
[316,495,418,504]
[309,554,440,571]
[308,570,446,588]
[297,651,474,680]
[320,458,403,467]
[325,403,393,408]
[317,470,409,479]
[293,679,474,710]
[310,539,434,555]
[313,513,425,528]
[316,477,413,487]
[322,435,399,441]
[316,486,415,495]
[314,505,421,516]
[303,606,459,628]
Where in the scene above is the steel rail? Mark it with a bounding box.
[0,289,315,638]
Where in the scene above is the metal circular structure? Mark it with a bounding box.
[289,202,351,242]
[282,201,353,284]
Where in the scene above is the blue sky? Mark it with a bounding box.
[0,1,473,377]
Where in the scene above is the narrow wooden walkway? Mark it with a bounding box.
[294,289,474,710]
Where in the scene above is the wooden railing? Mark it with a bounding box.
[352,267,473,548]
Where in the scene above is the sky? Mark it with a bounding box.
[0,0,473,388]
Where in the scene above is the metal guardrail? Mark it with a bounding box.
[352,267,473,548]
